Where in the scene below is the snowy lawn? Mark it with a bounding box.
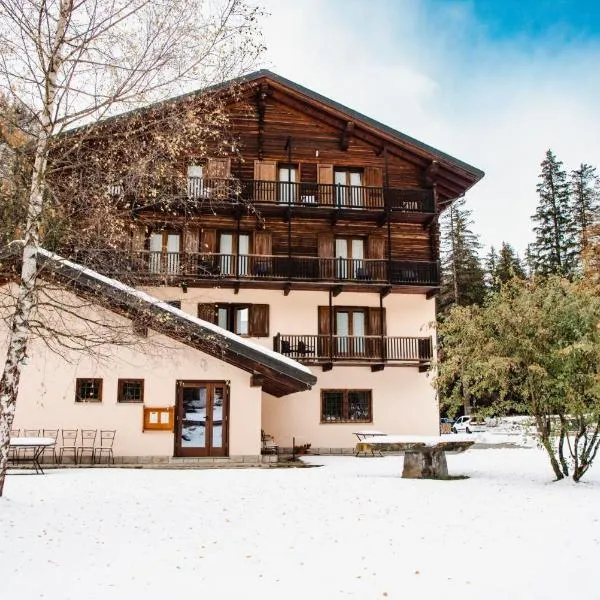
[1,448,599,600]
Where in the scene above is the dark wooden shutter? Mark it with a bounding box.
[317,232,334,279]
[254,231,272,255]
[367,307,386,359]
[200,229,217,253]
[364,167,384,208]
[249,304,269,337]
[206,158,231,179]
[198,303,217,324]
[317,164,334,205]
[318,306,332,357]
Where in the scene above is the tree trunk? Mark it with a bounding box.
[0,0,68,497]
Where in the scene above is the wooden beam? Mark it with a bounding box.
[331,209,341,226]
[234,282,240,295]
[425,160,440,185]
[380,285,392,299]
[284,282,291,296]
[250,374,264,387]
[418,363,431,373]
[340,120,355,150]
[332,285,343,297]
[371,364,385,372]
[322,362,333,372]
[426,288,439,300]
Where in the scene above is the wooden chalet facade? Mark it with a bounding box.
[11,71,483,459]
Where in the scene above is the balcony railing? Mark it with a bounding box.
[124,176,435,214]
[73,250,439,286]
[273,334,433,364]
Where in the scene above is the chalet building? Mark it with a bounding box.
[10,70,483,461]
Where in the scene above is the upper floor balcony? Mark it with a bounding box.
[74,250,440,289]
[123,177,436,221]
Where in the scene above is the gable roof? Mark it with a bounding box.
[35,247,316,397]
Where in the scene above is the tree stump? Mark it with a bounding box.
[402,449,449,479]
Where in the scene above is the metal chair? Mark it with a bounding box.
[41,429,59,464]
[77,429,97,464]
[58,429,79,464]
[261,430,278,455]
[94,430,116,464]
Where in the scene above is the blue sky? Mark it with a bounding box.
[260,0,600,256]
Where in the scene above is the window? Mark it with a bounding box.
[187,165,204,198]
[118,379,144,403]
[335,237,365,279]
[76,378,103,403]
[335,308,366,355]
[334,169,363,207]
[149,230,181,274]
[321,390,372,423]
[219,232,250,276]
[278,164,298,204]
[198,303,269,337]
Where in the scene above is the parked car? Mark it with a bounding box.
[440,417,455,426]
[451,415,486,434]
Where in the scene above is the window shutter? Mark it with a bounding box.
[206,158,231,179]
[367,235,386,259]
[200,229,217,253]
[131,224,146,252]
[318,306,332,357]
[317,164,334,205]
[318,232,334,279]
[367,307,386,359]
[363,166,383,187]
[183,226,199,253]
[253,231,272,256]
[197,303,217,324]
[253,160,277,181]
[249,304,269,337]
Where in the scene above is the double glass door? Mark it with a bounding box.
[149,231,180,274]
[335,309,366,356]
[175,381,228,457]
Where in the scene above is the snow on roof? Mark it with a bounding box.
[36,247,314,377]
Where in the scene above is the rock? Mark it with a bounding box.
[402,449,449,479]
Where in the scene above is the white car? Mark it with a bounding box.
[451,415,486,434]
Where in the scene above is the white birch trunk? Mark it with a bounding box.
[0,0,69,497]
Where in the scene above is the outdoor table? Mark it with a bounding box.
[9,437,56,475]
[353,430,388,456]
[354,435,475,479]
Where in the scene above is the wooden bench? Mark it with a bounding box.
[355,435,475,479]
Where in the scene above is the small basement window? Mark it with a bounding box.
[76,378,103,403]
[321,389,372,423]
[118,379,144,403]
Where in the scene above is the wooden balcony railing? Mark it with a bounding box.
[124,176,435,214]
[273,333,433,364]
[73,250,440,286]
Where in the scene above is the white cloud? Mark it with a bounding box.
[258,0,600,256]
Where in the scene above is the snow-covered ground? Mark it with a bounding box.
[1,448,599,600]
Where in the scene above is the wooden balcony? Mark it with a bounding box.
[273,333,433,368]
[73,250,440,288]
[125,177,435,217]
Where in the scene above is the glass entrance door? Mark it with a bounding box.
[175,381,228,457]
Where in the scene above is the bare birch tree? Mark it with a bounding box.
[0,0,264,496]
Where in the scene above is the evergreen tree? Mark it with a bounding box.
[439,198,486,311]
[531,150,579,277]
[484,246,498,291]
[570,163,600,256]
[492,242,526,290]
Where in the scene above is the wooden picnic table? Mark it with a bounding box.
[354,435,475,479]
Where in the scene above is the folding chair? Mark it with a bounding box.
[77,430,97,465]
[94,430,116,464]
[41,429,59,464]
[59,429,79,464]
[19,429,41,462]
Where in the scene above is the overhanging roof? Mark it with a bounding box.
[34,248,316,397]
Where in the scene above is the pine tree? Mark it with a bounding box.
[439,198,486,311]
[531,150,579,277]
[570,163,600,256]
[486,242,526,293]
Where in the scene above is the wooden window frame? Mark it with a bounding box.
[148,229,181,253]
[333,168,363,186]
[75,378,103,403]
[117,379,145,404]
[218,231,252,255]
[211,303,269,337]
[320,389,373,424]
[333,307,367,336]
[334,236,366,259]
